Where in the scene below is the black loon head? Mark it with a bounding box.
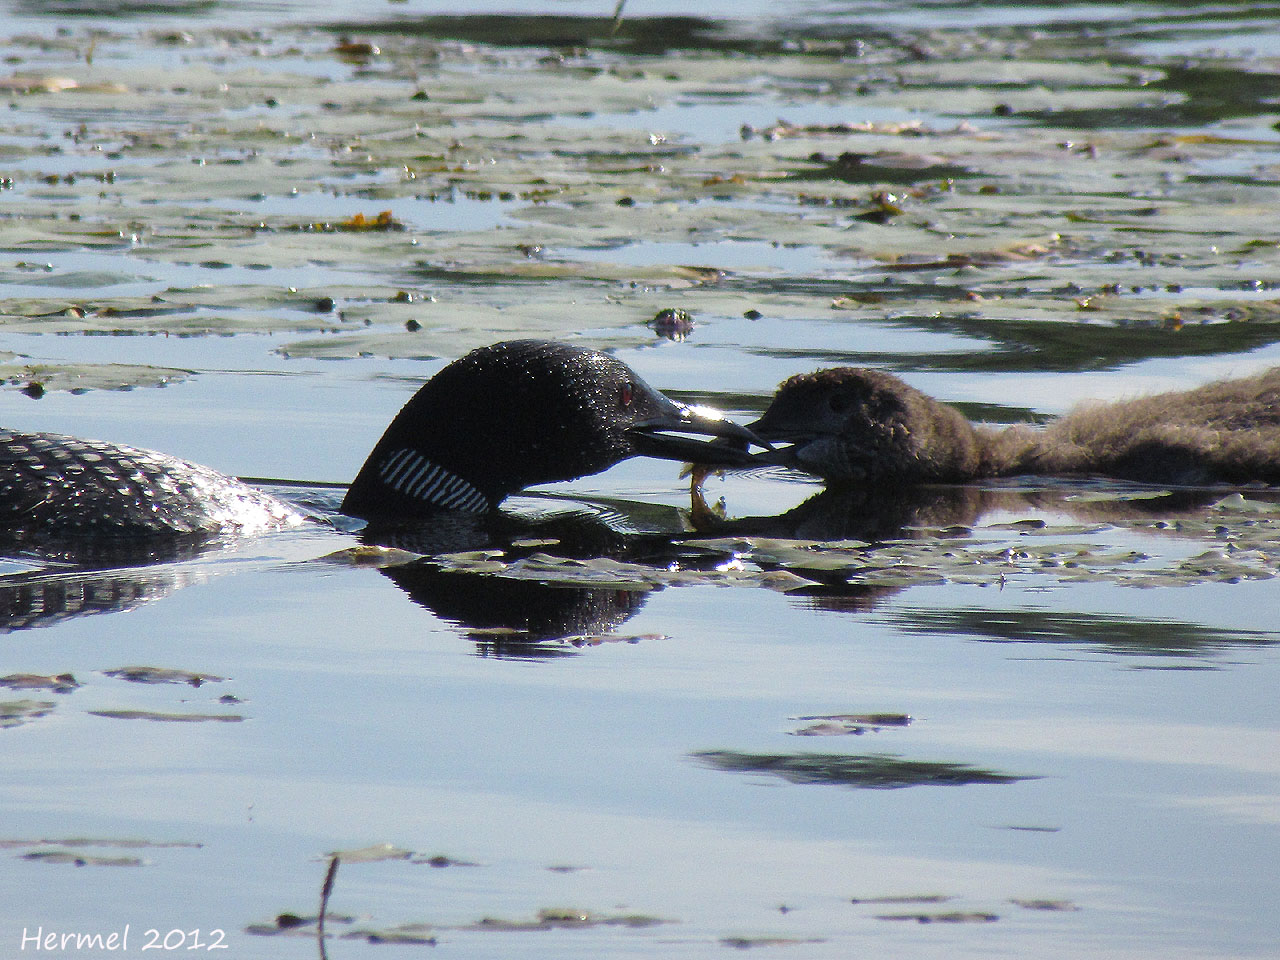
[341,339,762,519]
[748,366,980,484]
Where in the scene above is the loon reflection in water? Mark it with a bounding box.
[748,366,1280,487]
[0,340,759,553]
[0,482,1268,649]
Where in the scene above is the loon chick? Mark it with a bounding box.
[2,339,760,543]
[749,366,1280,486]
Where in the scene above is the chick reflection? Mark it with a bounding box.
[712,483,993,543]
[696,472,1236,545]
[687,475,1260,615]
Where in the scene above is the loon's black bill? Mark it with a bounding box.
[628,399,768,467]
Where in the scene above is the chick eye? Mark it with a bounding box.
[827,392,850,414]
[620,383,634,407]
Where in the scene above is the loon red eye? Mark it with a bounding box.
[620,383,633,407]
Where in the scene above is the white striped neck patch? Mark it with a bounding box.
[377,448,489,513]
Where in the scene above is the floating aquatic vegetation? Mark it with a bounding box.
[20,850,144,867]
[0,698,56,728]
[314,545,422,568]
[246,912,356,938]
[413,853,479,867]
[1010,898,1081,912]
[465,907,669,932]
[344,925,437,945]
[720,936,827,949]
[87,709,243,723]
[102,666,225,686]
[0,21,1274,375]
[789,713,912,736]
[0,361,190,395]
[8,836,198,868]
[875,911,999,924]
[372,483,1280,609]
[0,672,79,693]
[0,836,200,849]
[322,843,413,863]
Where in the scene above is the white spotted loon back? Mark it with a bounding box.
[0,428,306,542]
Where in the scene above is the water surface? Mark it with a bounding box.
[0,2,1278,957]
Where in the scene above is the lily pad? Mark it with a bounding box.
[789,713,911,736]
[0,362,191,394]
[876,911,999,924]
[0,699,56,728]
[720,936,827,949]
[0,673,79,694]
[88,709,243,723]
[344,925,437,945]
[467,908,668,932]
[324,843,414,863]
[102,666,225,686]
[1010,898,1080,912]
[20,850,144,867]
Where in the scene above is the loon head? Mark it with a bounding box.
[341,339,763,518]
[747,366,980,484]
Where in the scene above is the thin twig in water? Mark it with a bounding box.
[317,855,339,960]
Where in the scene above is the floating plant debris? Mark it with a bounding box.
[102,666,225,686]
[87,710,243,723]
[0,700,56,729]
[0,673,79,694]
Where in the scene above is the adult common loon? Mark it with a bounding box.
[0,340,761,543]
[747,365,1280,486]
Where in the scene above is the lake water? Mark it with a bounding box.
[0,1,1278,958]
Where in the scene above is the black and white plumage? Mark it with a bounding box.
[0,339,760,545]
[0,429,304,542]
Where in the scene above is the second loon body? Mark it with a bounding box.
[1,340,760,544]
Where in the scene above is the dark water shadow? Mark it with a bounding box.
[12,0,223,18]
[1016,63,1280,131]
[730,313,1280,378]
[790,151,976,186]
[898,315,1280,374]
[885,606,1279,657]
[320,15,767,57]
[691,750,1037,788]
